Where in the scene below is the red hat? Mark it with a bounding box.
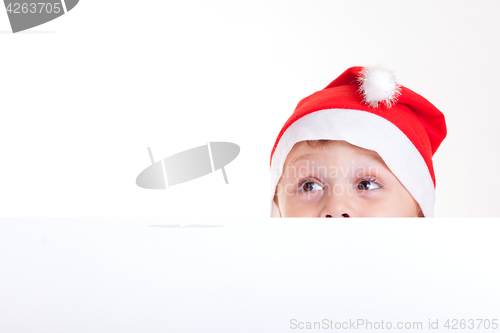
[270,65,447,217]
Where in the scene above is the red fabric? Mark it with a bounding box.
[270,66,447,187]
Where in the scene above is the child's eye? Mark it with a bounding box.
[357,179,382,190]
[299,179,324,192]
[302,182,323,191]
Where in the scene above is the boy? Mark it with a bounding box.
[270,66,447,217]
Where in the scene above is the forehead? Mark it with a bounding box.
[285,140,386,167]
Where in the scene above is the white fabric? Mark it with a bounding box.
[270,109,435,217]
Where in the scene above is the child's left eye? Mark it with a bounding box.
[357,179,381,190]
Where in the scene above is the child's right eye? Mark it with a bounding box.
[300,180,323,192]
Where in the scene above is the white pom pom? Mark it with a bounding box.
[357,65,401,108]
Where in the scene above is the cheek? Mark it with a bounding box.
[277,187,324,217]
[396,196,420,217]
[362,190,419,217]
[356,200,398,217]
[350,186,419,217]
[281,200,321,217]
[391,187,420,216]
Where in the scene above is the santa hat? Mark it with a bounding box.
[270,65,447,217]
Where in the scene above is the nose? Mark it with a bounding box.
[320,185,354,218]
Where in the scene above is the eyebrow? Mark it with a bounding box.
[358,153,386,166]
[289,152,386,168]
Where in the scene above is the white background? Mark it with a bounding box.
[1,2,500,332]
[1,218,499,333]
[0,0,499,217]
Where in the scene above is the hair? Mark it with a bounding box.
[306,139,336,148]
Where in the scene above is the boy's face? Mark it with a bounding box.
[274,140,423,217]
